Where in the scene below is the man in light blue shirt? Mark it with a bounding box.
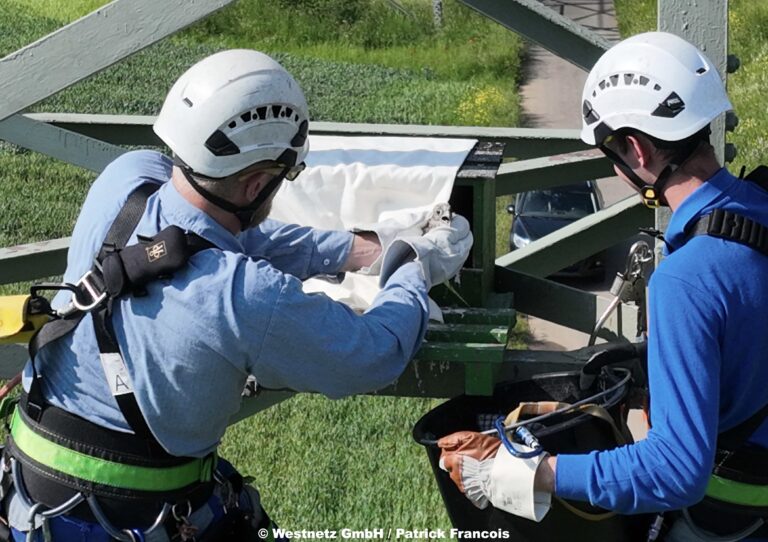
[8,50,472,541]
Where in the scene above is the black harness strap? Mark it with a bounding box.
[26,182,217,442]
[26,184,161,423]
[687,209,768,258]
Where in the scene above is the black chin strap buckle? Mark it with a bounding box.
[641,186,663,208]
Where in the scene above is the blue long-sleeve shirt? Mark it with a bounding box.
[556,167,768,514]
[22,150,429,457]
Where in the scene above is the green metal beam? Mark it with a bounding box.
[495,149,615,196]
[458,0,610,71]
[496,196,652,276]
[0,0,236,124]
[230,391,297,424]
[24,113,162,148]
[24,113,589,160]
[0,345,27,379]
[494,266,641,342]
[231,342,640,419]
[0,115,124,173]
[0,237,70,286]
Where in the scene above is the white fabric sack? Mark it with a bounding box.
[270,135,477,315]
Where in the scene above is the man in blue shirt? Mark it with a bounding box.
[6,50,472,541]
[439,32,768,541]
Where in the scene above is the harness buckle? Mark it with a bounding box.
[70,271,107,312]
[172,501,199,541]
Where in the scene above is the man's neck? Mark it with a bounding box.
[171,168,241,235]
[662,150,722,212]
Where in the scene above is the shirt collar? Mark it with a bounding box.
[664,167,738,254]
[157,180,244,253]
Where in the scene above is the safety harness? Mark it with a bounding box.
[2,184,261,541]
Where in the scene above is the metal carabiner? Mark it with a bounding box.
[86,495,138,542]
[494,417,544,459]
[623,241,653,281]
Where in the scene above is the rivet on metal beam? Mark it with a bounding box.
[725,111,739,132]
[727,54,741,74]
[725,143,738,163]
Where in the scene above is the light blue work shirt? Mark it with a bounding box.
[557,167,768,515]
[22,150,429,457]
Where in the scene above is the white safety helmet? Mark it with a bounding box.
[154,49,309,179]
[581,32,732,146]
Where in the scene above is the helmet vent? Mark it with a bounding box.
[623,73,634,85]
[241,111,252,123]
[271,105,282,118]
[654,84,662,91]
[256,107,267,120]
[609,75,619,86]
[228,121,237,129]
[639,76,650,86]
[696,67,707,74]
[183,98,193,108]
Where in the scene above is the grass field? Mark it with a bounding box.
[0,0,527,532]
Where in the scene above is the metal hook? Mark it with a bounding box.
[86,495,137,542]
[623,241,653,280]
[146,503,172,533]
[172,500,192,523]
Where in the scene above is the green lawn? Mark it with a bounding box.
[0,0,526,531]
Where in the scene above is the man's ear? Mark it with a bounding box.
[624,134,654,169]
[243,171,272,201]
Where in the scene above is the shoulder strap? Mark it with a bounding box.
[26,184,161,422]
[687,209,768,258]
[744,165,768,192]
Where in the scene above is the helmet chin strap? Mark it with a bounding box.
[613,161,675,209]
[601,131,708,209]
[178,164,285,230]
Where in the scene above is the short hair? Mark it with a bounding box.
[192,172,241,201]
[610,126,710,162]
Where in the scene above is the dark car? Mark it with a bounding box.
[507,181,605,278]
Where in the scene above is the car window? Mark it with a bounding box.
[519,188,594,218]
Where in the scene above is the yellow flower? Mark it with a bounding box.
[457,85,507,126]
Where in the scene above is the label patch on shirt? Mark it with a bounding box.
[99,353,134,396]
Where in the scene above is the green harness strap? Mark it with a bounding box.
[706,474,768,508]
[10,408,215,492]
